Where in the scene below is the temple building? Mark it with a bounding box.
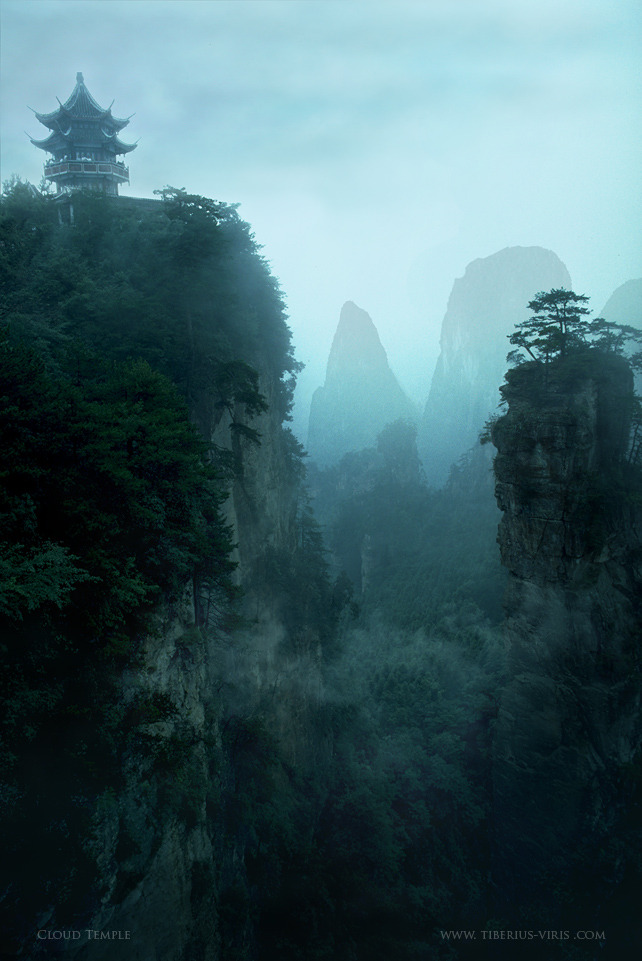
[30,72,136,197]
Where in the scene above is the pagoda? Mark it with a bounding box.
[30,72,136,196]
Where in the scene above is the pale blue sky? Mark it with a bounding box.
[1,0,641,437]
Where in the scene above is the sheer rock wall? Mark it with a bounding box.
[490,352,642,918]
[43,369,324,961]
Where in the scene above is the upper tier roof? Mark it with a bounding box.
[33,72,132,133]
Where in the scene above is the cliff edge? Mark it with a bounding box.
[490,351,642,933]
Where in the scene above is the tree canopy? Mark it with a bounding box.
[0,181,301,432]
[0,181,307,928]
[508,287,642,367]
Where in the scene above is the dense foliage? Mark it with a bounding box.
[0,180,304,947]
[244,621,504,961]
[250,420,505,959]
[0,175,300,694]
[0,334,237,933]
[0,338,236,636]
[507,287,642,368]
[0,181,300,429]
[3,182,639,960]
[310,419,506,632]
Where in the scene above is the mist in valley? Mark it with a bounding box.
[1,2,642,959]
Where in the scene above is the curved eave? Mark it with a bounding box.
[33,101,103,126]
[103,108,132,132]
[33,106,65,128]
[34,79,129,126]
[34,107,132,136]
[102,133,138,154]
[29,131,68,151]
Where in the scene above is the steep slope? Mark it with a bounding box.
[307,301,416,466]
[0,186,335,960]
[490,351,642,939]
[420,246,571,485]
[601,278,642,328]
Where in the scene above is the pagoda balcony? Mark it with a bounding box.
[44,159,130,184]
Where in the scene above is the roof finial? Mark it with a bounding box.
[76,72,84,84]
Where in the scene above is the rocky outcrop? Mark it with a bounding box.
[421,246,571,485]
[31,363,323,961]
[307,301,416,466]
[19,359,325,961]
[2,187,331,961]
[48,614,221,961]
[490,351,642,923]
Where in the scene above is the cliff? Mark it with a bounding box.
[421,246,571,485]
[51,384,319,961]
[0,186,333,960]
[34,393,326,961]
[490,351,642,931]
[307,301,416,466]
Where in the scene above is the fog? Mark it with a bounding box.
[1,0,640,439]
[3,8,642,950]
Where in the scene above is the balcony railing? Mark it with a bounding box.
[44,160,129,183]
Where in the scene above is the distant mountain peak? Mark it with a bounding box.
[307,302,415,467]
[324,301,390,382]
[420,245,571,486]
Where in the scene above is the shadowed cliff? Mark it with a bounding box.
[491,350,642,948]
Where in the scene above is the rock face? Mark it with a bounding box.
[601,278,642,329]
[602,278,642,394]
[63,614,221,961]
[307,301,415,466]
[47,360,323,961]
[490,352,642,922]
[420,246,571,485]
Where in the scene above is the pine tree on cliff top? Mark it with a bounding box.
[508,288,642,366]
[501,288,642,468]
[508,288,590,363]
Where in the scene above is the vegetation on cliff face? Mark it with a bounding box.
[500,289,642,491]
[2,182,641,961]
[0,181,314,952]
[0,181,507,959]
[489,304,642,957]
[504,288,642,468]
[0,182,300,427]
[0,177,302,661]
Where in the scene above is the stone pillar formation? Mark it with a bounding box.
[490,351,642,926]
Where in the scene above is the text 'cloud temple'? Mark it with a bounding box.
[30,72,136,196]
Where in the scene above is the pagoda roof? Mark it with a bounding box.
[102,132,137,154]
[33,72,132,133]
[30,130,66,151]
[30,127,137,155]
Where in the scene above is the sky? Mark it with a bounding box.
[1,0,641,439]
